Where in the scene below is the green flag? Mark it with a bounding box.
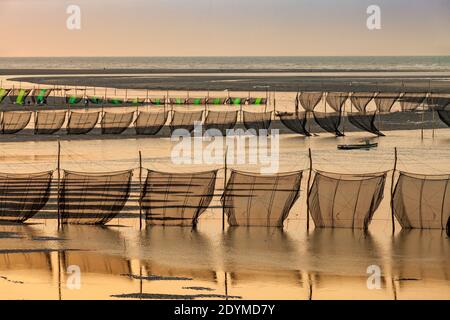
[36,89,48,104]
[0,89,8,103]
[16,89,27,104]
[232,98,242,105]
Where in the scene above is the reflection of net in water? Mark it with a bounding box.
[1,111,32,134]
[67,111,100,135]
[134,111,168,135]
[309,171,387,229]
[399,93,426,111]
[0,171,53,223]
[141,170,217,227]
[393,172,450,229]
[35,111,66,135]
[60,170,133,225]
[222,170,302,227]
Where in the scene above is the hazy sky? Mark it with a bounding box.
[0,0,449,57]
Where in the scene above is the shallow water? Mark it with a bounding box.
[0,128,448,300]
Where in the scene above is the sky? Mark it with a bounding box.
[0,0,449,57]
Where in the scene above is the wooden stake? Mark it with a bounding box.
[139,151,143,230]
[390,147,398,234]
[306,148,313,231]
[57,140,61,229]
[222,147,228,231]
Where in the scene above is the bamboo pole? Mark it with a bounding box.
[306,148,313,231]
[139,151,143,230]
[390,147,398,234]
[222,147,228,231]
[57,140,61,229]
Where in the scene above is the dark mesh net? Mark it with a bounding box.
[222,170,302,227]
[393,172,450,229]
[374,93,401,113]
[35,111,66,135]
[62,251,131,276]
[242,111,272,132]
[309,171,387,229]
[135,111,168,135]
[186,97,207,105]
[0,89,11,103]
[437,108,450,127]
[0,171,53,223]
[207,97,227,105]
[60,170,133,225]
[170,110,204,133]
[347,111,384,136]
[101,112,134,134]
[350,92,375,112]
[9,89,31,105]
[313,111,344,136]
[299,92,323,111]
[326,92,349,112]
[399,93,427,111]
[141,170,217,227]
[204,110,238,135]
[31,89,52,105]
[277,111,311,136]
[1,111,32,134]
[67,111,100,135]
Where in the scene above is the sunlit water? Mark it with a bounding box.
[0,128,448,300]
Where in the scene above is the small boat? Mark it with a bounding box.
[338,141,378,150]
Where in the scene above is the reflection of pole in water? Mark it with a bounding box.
[224,271,228,300]
[58,251,62,301]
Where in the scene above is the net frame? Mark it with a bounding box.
[100,111,135,134]
[67,111,100,135]
[222,170,303,227]
[34,111,67,135]
[60,169,133,225]
[0,171,53,223]
[308,170,387,230]
[141,169,218,227]
[1,111,32,134]
[393,171,450,229]
[134,110,169,135]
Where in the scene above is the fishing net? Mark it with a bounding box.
[299,92,323,111]
[204,110,238,135]
[313,111,344,136]
[60,170,133,225]
[347,111,384,136]
[101,111,134,134]
[309,171,387,229]
[170,110,203,133]
[374,93,401,113]
[399,93,427,111]
[135,111,168,135]
[277,111,311,136]
[1,111,32,134]
[393,172,450,229]
[67,111,100,135]
[326,92,349,112]
[350,92,375,112]
[0,171,53,223]
[141,170,217,227]
[222,170,302,227]
[35,111,66,135]
[242,111,272,132]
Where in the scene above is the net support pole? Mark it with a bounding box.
[57,140,61,230]
[306,148,313,231]
[390,147,398,234]
[222,147,228,232]
[139,151,143,230]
